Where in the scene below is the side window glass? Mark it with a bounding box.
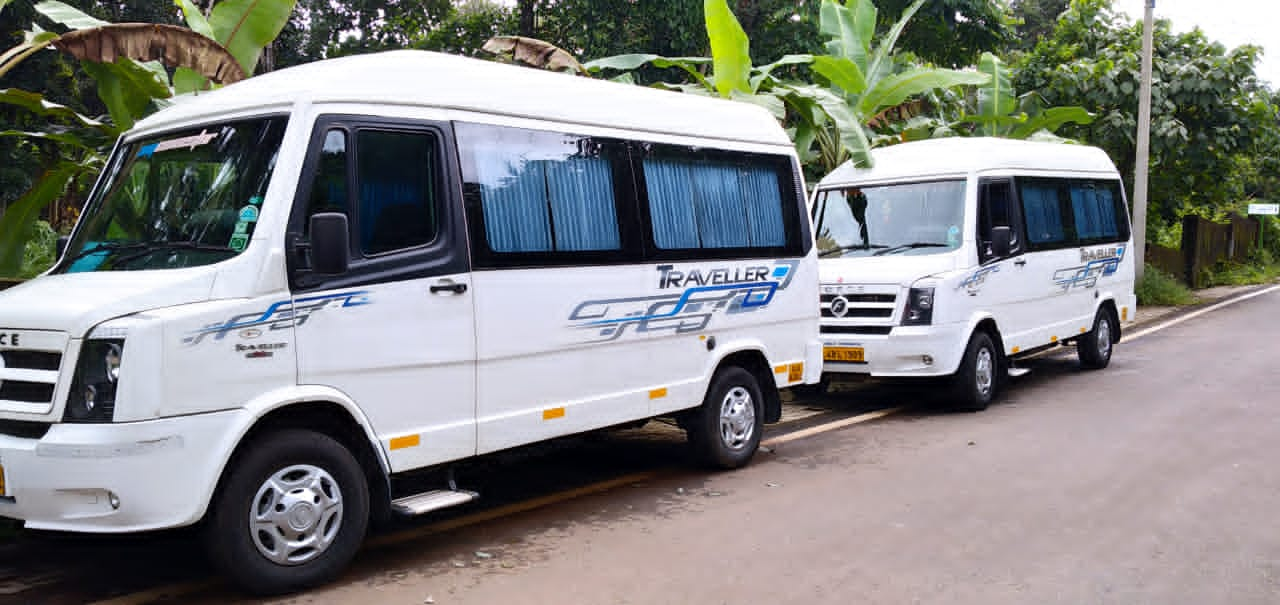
[643,156,787,249]
[1018,180,1069,248]
[457,123,622,253]
[978,180,1019,262]
[1068,180,1122,242]
[355,130,441,255]
[304,129,349,236]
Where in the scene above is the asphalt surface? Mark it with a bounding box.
[2,287,1278,604]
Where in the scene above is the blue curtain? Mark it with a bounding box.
[478,158,553,253]
[644,159,700,248]
[545,157,620,251]
[691,163,749,248]
[645,158,787,249]
[1070,184,1118,240]
[1021,184,1066,245]
[739,167,786,247]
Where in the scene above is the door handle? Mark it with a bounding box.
[1013,258,1027,267]
[430,282,468,295]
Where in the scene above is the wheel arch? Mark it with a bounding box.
[202,387,392,525]
[709,346,782,424]
[1095,297,1121,343]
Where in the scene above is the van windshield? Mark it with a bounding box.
[59,117,287,273]
[812,180,966,258]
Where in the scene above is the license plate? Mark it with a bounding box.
[823,346,865,363]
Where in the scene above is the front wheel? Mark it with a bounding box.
[952,331,999,412]
[688,366,765,469]
[1078,308,1115,369]
[205,429,370,595]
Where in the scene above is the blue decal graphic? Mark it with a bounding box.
[568,260,799,342]
[960,265,1000,296]
[1053,245,1126,292]
[184,291,370,345]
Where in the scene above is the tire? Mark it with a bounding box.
[688,366,765,469]
[952,331,999,412]
[1078,308,1115,370]
[205,429,370,595]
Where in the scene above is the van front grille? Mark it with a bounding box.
[1,350,62,371]
[0,381,55,403]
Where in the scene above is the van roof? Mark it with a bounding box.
[818,137,1119,187]
[133,50,791,147]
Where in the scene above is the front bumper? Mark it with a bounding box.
[0,409,245,533]
[821,322,968,378]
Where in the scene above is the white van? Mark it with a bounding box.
[811,138,1135,409]
[0,51,821,593]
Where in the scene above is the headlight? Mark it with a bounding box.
[64,339,124,423]
[902,287,935,326]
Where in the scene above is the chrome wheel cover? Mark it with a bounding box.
[975,347,994,397]
[249,464,344,566]
[1097,316,1112,358]
[719,386,756,451]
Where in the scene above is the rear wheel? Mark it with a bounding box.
[952,331,999,412]
[688,366,764,469]
[1078,308,1115,369]
[205,429,370,595]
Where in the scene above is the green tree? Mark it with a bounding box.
[875,0,1014,67]
[1014,0,1279,230]
[1008,0,1068,51]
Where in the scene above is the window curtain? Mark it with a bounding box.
[545,157,620,251]
[1070,184,1118,240]
[739,166,786,247]
[1021,184,1065,244]
[477,158,553,253]
[644,159,700,248]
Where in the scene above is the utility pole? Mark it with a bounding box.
[1132,0,1155,282]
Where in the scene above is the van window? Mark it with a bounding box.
[813,180,965,258]
[303,128,442,256]
[1069,181,1127,243]
[978,179,1021,263]
[457,122,622,253]
[643,158,786,249]
[1018,181,1069,248]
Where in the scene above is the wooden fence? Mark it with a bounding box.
[1145,214,1262,288]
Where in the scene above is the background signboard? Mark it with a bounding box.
[1247,203,1279,215]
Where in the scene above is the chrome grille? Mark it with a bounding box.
[0,330,67,410]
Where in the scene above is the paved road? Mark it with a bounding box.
[5,288,1280,604]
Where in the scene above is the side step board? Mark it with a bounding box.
[391,489,479,516]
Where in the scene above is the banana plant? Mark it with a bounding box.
[0,0,295,279]
[957,52,1095,140]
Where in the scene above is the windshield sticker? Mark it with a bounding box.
[184,291,371,346]
[228,234,249,251]
[249,195,263,206]
[234,221,249,235]
[135,129,217,158]
[568,260,799,343]
[238,206,260,222]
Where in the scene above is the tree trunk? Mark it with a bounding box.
[518,0,536,37]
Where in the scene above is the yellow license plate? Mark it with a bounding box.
[824,346,865,363]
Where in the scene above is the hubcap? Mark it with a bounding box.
[1097,316,1112,358]
[719,386,756,451]
[249,464,344,566]
[975,347,994,396]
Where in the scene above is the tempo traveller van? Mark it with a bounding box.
[811,138,1135,409]
[0,51,821,593]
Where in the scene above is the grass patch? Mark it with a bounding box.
[1202,249,1280,287]
[1136,263,1196,306]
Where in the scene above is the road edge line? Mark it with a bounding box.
[762,407,903,447]
[1127,284,1280,342]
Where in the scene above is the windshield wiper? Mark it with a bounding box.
[110,241,237,267]
[61,242,152,265]
[873,242,950,256]
[819,243,888,257]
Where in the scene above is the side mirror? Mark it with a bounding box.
[991,226,1013,258]
[56,236,69,259]
[309,213,350,275]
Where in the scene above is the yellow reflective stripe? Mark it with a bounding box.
[389,435,420,450]
[543,407,566,420]
[648,388,668,399]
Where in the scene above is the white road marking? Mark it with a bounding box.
[1127,284,1280,342]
